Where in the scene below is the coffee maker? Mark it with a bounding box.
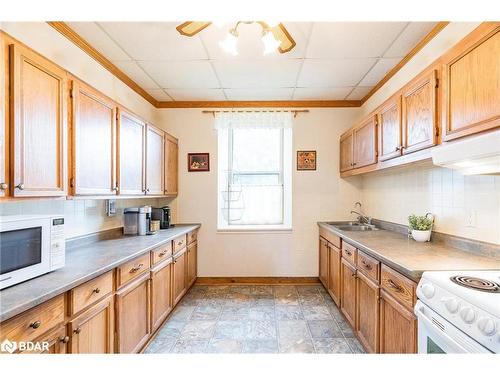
[151,206,172,229]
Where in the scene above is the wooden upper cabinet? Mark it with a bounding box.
[378,96,402,161]
[339,130,354,172]
[164,133,178,196]
[117,108,145,195]
[401,69,438,154]
[71,79,116,196]
[145,124,164,195]
[10,44,67,197]
[353,116,377,168]
[442,24,500,141]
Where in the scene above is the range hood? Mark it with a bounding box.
[431,130,500,175]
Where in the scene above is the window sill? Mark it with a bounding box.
[217,225,292,234]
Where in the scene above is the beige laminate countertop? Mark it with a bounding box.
[318,222,500,282]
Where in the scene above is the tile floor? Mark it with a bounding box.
[144,284,365,354]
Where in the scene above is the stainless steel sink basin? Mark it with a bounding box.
[326,221,379,231]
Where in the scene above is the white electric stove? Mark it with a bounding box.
[416,270,500,353]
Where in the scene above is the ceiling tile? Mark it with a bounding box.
[358,58,401,86]
[145,89,172,101]
[167,89,226,101]
[98,22,208,61]
[224,88,293,100]
[297,59,376,87]
[67,22,131,61]
[346,86,373,100]
[293,87,353,100]
[384,22,437,58]
[306,22,408,59]
[213,60,302,89]
[138,61,219,89]
[112,61,160,89]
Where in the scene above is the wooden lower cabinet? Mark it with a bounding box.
[186,241,197,288]
[150,258,173,333]
[68,295,114,354]
[172,249,187,306]
[319,237,329,288]
[356,271,380,353]
[16,325,68,354]
[340,258,357,327]
[115,273,151,353]
[379,289,417,353]
[327,243,341,306]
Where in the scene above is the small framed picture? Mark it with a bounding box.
[188,153,210,172]
[297,150,317,170]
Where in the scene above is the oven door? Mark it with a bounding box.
[0,218,51,289]
[415,300,491,353]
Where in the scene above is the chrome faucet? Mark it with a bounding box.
[350,210,372,225]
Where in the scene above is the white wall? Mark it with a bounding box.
[158,108,362,277]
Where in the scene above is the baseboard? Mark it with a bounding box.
[195,277,320,285]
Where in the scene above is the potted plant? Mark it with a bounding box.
[408,213,434,242]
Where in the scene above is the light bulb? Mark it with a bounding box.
[262,31,281,55]
[219,31,238,56]
[266,21,280,28]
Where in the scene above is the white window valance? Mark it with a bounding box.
[214,111,293,130]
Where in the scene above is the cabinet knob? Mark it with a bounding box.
[395,146,402,151]
[92,287,101,294]
[30,320,41,329]
[74,327,82,334]
[146,188,150,192]
[60,336,70,344]
[15,183,25,190]
[114,186,119,192]
[0,182,7,190]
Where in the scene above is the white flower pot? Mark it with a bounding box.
[412,229,432,242]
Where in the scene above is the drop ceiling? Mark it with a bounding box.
[66,22,438,102]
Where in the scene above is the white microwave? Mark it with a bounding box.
[0,215,65,290]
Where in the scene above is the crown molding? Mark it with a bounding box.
[156,100,362,108]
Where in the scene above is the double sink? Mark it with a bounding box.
[326,221,379,232]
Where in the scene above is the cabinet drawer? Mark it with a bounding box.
[116,253,151,288]
[357,251,380,283]
[380,265,416,310]
[319,227,341,248]
[0,295,64,343]
[187,230,197,245]
[172,234,186,254]
[342,242,357,265]
[151,242,173,266]
[68,271,114,316]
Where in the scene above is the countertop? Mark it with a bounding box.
[0,224,201,322]
[318,222,500,282]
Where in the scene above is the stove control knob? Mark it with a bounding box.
[459,306,476,324]
[442,297,460,313]
[421,283,435,299]
[477,317,496,336]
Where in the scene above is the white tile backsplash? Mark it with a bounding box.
[361,165,500,244]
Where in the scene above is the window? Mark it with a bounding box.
[216,112,292,230]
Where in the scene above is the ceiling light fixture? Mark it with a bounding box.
[219,29,239,56]
[262,30,281,55]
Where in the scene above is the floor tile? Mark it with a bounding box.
[190,304,222,320]
[251,285,274,296]
[301,305,332,320]
[336,319,355,338]
[278,320,310,339]
[248,320,277,339]
[206,338,243,353]
[169,306,195,321]
[298,294,325,306]
[143,337,177,353]
[248,306,275,320]
[275,306,304,320]
[213,321,251,340]
[307,320,343,338]
[296,285,323,295]
[242,339,279,353]
[180,321,217,339]
[171,338,209,353]
[252,295,275,306]
[155,320,186,340]
[220,306,249,320]
[313,338,353,354]
[279,337,315,353]
[347,338,366,353]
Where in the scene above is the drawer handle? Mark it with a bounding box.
[159,250,168,257]
[177,241,183,246]
[130,263,144,273]
[92,287,101,294]
[0,182,7,190]
[361,260,372,270]
[29,321,41,329]
[74,327,81,334]
[60,336,70,344]
[387,279,402,292]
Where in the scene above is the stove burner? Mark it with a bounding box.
[450,276,500,293]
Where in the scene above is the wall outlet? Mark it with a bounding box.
[465,209,477,227]
[106,199,116,217]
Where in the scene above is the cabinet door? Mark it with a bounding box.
[145,124,164,195]
[16,325,68,354]
[379,290,417,353]
[328,244,341,306]
[151,259,173,332]
[10,44,67,197]
[353,116,377,168]
[187,241,197,288]
[0,37,7,198]
[68,295,114,354]
[71,80,117,196]
[442,25,500,140]
[172,249,187,306]
[378,96,402,161]
[401,70,438,154]
[117,108,145,195]
[356,271,380,353]
[115,273,151,353]
[318,238,329,288]
[164,133,178,196]
[339,131,353,172]
[340,258,357,328]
